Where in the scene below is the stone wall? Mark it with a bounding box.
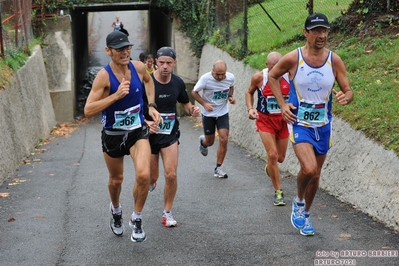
[0,46,57,185]
[194,44,399,231]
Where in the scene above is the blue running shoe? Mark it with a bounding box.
[300,214,315,236]
[291,198,306,229]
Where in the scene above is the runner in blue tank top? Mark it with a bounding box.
[84,31,161,243]
[268,13,354,236]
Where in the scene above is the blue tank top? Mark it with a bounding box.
[101,62,145,130]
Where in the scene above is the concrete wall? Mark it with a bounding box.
[42,16,75,122]
[194,44,399,231]
[0,46,57,185]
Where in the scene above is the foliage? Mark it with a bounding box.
[347,0,399,14]
[0,38,42,89]
[151,0,215,57]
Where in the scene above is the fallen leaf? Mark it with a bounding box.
[0,192,10,198]
[338,233,352,240]
[8,217,16,222]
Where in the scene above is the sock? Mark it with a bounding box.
[113,204,121,214]
[163,210,171,216]
[304,210,310,217]
[133,212,142,219]
[216,164,222,169]
[295,196,305,204]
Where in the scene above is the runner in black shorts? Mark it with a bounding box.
[191,60,236,178]
[102,124,149,158]
[84,31,161,243]
[144,47,201,227]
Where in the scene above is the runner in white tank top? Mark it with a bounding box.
[267,13,354,237]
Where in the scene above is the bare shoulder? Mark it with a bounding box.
[331,52,348,77]
[252,70,263,83]
[131,60,145,73]
[93,68,109,83]
[331,51,344,63]
[282,49,299,64]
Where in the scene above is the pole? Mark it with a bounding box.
[242,0,248,57]
[0,2,4,57]
[307,0,314,15]
[256,0,281,31]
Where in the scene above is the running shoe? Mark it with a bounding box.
[109,203,124,236]
[273,190,286,206]
[162,211,178,227]
[300,213,315,236]
[129,217,147,242]
[214,166,228,178]
[291,198,306,229]
[149,182,157,192]
[264,164,270,177]
[199,135,208,156]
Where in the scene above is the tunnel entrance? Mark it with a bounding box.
[70,4,173,116]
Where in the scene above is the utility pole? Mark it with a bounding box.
[307,0,314,15]
[0,0,4,57]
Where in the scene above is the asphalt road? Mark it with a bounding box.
[0,116,398,266]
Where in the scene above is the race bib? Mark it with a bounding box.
[212,90,229,101]
[112,104,142,130]
[266,96,289,114]
[297,100,326,125]
[157,113,176,135]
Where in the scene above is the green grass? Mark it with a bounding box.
[332,35,399,152]
[209,0,399,156]
[0,38,42,89]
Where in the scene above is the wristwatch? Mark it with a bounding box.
[148,103,157,109]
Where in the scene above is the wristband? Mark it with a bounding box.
[248,107,254,112]
[148,103,157,109]
[228,95,233,98]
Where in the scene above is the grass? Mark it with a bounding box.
[0,38,42,89]
[210,0,399,156]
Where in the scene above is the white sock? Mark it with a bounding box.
[133,212,142,219]
[112,204,121,214]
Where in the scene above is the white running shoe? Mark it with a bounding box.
[109,203,124,236]
[199,135,208,156]
[214,166,228,178]
[162,211,178,227]
[129,217,147,242]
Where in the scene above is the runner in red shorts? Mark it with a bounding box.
[245,52,290,206]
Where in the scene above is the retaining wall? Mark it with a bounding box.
[195,44,399,231]
[0,46,57,185]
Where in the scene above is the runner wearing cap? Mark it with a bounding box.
[268,13,353,236]
[84,30,162,243]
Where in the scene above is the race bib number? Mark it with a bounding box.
[157,113,176,135]
[297,100,326,125]
[212,90,229,101]
[112,104,142,130]
[266,96,289,114]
